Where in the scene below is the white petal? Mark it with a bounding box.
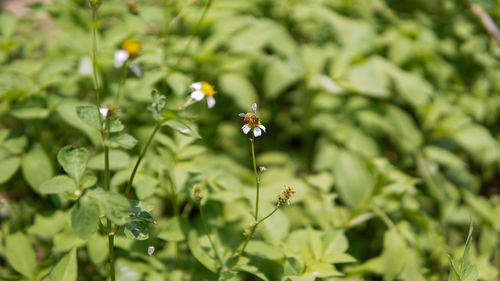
[114,50,129,68]
[206,96,216,108]
[252,103,257,113]
[129,62,142,77]
[242,124,251,134]
[148,246,155,256]
[190,82,202,90]
[78,56,92,76]
[238,113,246,117]
[99,108,109,117]
[259,125,266,132]
[190,90,205,101]
[253,127,262,137]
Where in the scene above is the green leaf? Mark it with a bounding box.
[42,248,77,281]
[21,145,54,193]
[187,229,217,272]
[0,156,21,184]
[124,221,149,240]
[87,150,130,170]
[149,90,167,121]
[57,146,89,182]
[87,234,108,264]
[109,133,138,150]
[76,105,100,130]
[87,188,131,225]
[40,175,77,195]
[263,59,301,99]
[80,172,97,189]
[166,72,190,96]
[163,120,201,138]
[5,232,36,280]
[11,107,50,119]
[71,195,100,239]
[218,73,257,110]
[344,65,391,98]
[158,216,190,241]
[332,150,374,209]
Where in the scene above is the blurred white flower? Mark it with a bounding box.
[189,81,217,108]
[78,56,92,76]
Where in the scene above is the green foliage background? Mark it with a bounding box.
[1,0,500,280]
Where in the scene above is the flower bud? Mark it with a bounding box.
[277,185,296,206]
[192,184,203,201]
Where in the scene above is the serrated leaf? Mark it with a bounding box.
[71,195,100,239]
[109,134,138,150]
[124,221,149,240]
[87,188,131,225]
[5,232,36,280]
[57,146,89,182]
[188,229,217,272]
[149,90,167,121]
[87,150,130,170]
[21,145,53,193]
[42,248,77,281]
[76,105,100,130]
[163,120,201,138]
[0,156,21,184]
[158,216,190,241]
[40,175,77,194]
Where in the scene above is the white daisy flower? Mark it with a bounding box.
[238,103,266,137]
[189,81,217,108]
[114,39,142,68]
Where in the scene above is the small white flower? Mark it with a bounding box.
[99,107,109,117]
[114,49,129,68]
[189,81,217,108]
[239,103,266,137]
[148,246,155,256]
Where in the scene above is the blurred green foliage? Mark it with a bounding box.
[1,0,500,280]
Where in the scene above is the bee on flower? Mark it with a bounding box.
[189,81,217,108]
[114,39,142,68]
[239,103,266,137]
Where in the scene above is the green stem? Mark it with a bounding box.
[124,123,161,198]
[114,60,129,105]
[251,136,260,220]
[107,219,116,281]
[167,175,180,216]
[199,202,223,266]
[171,0,212,70]
[229,206,280,270]
[91,7,101,108]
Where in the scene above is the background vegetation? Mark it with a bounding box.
[1,0,500,280]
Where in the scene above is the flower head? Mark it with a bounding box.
[277,185,295,206]
[239,103,266,137]
[189,81,217,108]
[114,39,142,68]
[192,184,204,201]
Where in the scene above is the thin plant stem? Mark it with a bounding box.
[251,136,260,220]
[114,60,129,105]
[171,0,212,70]
[107,219,116,281]
[91,7,101,108]
[167,175,180,216]
[124,123,161,198]
[90,5,114,281]
[199,202,223,266]
[228,206,280,270]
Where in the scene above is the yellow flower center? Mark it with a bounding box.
[201,81,217,96]
[122,39,142,57]
[244,113,261,128]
